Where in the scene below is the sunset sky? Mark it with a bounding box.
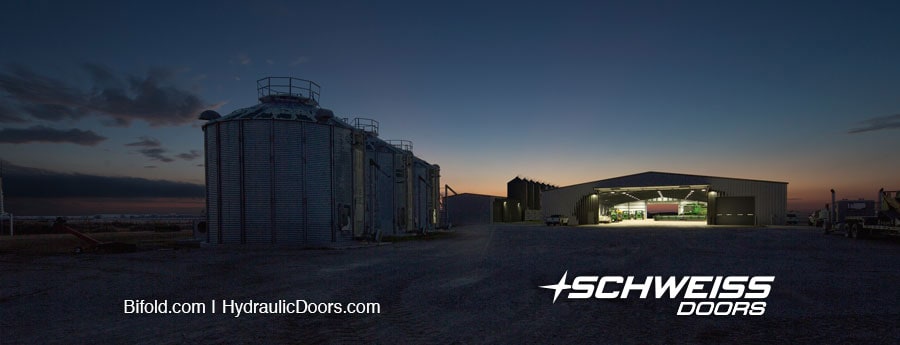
[1,0,899,215]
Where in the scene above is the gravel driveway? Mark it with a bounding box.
[2,224,898,344]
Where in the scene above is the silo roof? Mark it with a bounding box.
[205,77,343,125]
[212,102,317,122]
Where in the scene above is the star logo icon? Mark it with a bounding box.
[540,271,572,303]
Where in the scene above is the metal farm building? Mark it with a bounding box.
[542,171,787,226]
[198,77,440,245]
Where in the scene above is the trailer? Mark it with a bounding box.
[826,189,900,239]
[53,217,137,253]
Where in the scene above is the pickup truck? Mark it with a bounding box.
[785,211,800,225]
[545,214,569,226]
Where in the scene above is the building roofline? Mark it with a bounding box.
[448,192,506,199]
[637,171,788,184]
[556,171,788,190]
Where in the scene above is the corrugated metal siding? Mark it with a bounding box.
[219,121,242,244]
[377,150,395,235]
[528,182,537,210]
[708,177,786,226]
[575,193,600,224]
[274,121,304,244]
[429,166,440,227]
[492,199,504,222]
[445,194,494,225]
[305,123,333,245]
[541,181,598,226]
[715,196,755,225]
[242,121,273,244]
[414,163,427,230]
[205,113,440,245]
[332,127,353,242]
[351,140,366,237]
[205,125,218,244]
[507,179,526,209]
[435,167,442,225]
[363,147,375,237]
[394,152,409,231]
[503,200,523,222]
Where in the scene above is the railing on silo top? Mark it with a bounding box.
[386,140,413,152]
[352,118,380,136]
[257,77,321,104]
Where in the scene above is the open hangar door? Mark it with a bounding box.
[711,196,755,225]
[542,172,785,226]
[588,185,711,224]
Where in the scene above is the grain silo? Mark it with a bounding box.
[381,140,440,234]
[411,157,440,231]
[198,77,440,245]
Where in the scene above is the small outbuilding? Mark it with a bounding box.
[445,193,523,226]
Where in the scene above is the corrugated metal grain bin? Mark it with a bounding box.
[200,77,355,245]
[199,77,443,244]
[364,136,402,237]
[410,157,440,232]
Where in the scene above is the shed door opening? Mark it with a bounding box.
[714,196,755,225]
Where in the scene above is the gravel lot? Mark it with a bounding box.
[2,223,898,344]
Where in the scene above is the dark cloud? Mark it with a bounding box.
[0,103,27,123]
[125,136,195,163]
[0,125,106,146]
[196,164,204,167]
[125,136,161,147]
[144,165,157,169]
[0,64,218,127]
[88,69,209,126]
[176,150,201,161]
[82,62,120,87]
[0,160,204,198]
[137,147,174,163]
[848,113,900,134]
[0,64,85,106]
[22,103,88,121]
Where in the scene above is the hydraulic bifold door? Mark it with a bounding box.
[714,196,755,225]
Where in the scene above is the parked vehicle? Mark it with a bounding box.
[786,211,800,225]
[808,209,827,227]
[825,189,900,238]
[545,214,569,226]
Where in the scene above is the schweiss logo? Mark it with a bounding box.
[540,271,573,303]
[540,271,774,316]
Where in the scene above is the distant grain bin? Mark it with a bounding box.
[198,77,440,245]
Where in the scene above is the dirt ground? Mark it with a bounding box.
[1,223,898,344]
[0,230,194,255]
